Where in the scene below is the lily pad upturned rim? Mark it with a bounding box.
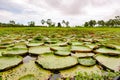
[71,45,92,53]
[0,56,23,71]
[2,48,28,56]
[94,54,120,72]
[93,47,120,56]
[29,46,52,55]
[36,54,78,70]
[78,57,96,66]
[54,50,71,56]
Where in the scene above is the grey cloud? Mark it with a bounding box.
[0,0,25,14]
[90,0,109,6]
[43,0,89,15]
[26,0,120,16]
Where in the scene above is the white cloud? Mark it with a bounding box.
[0,0,120,26]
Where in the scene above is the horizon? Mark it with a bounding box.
[0,0,120,26]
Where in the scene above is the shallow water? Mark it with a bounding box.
[49,73,61,80]
[23,55,37,63]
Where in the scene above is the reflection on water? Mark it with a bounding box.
[49,73,61,80]
[23,55,37,63]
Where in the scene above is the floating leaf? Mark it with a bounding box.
[36,54,78,70]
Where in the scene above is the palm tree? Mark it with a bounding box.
[46,19,52,27]
[65,21,69,27]
[62,20,66,27]
[41,19,45,26]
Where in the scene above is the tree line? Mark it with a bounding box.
[84,16,120,27]
[0,16,120,27]
[0,19,70,27]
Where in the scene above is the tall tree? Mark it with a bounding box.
[57,22,61,27]
[46,19,52,27]
[115,16,120,26]
[97,20,105,26]
[84,22,89,27]
[28,21,35,27]
[62,20,66,27]
[89,20,96,27]
[9,20,15,25]
[41,19,45,26]
[65,21,69,27]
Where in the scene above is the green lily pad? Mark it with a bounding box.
[2,48,28,56]
[44,39,58,44]
[36,54,78,70]
[50,46,70,51]
[70,42,84,46]
[0,56,22,71]
[2,61,52,80]
[94,54,120,72]
[0,49,6,56]
[54,42,68,47]
[71,45,92,53]
[19,74,37,80]
[0,43,14,48]
[85,43,98,49]
[54,50,71,56]
[14,44,27,48]
[29,46,52,55]
[106,44,120,50]
[60,65,101,78]
[27,42,44,47]
[94,47,120,55]
[71,53,95,57]
[78,57,96,66]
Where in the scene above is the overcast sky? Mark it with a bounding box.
[0,0,120,26]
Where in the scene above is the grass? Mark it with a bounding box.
[1,27,120,44]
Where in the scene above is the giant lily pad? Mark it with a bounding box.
[27,40,44,47]
[60,65,101,78]
[13,44,27,48]
[106,44,120,50]
[0,56,22,71]
[78,57,96,66]
[0,49,6,56]
[85,43,99,49]
[71,53,95,58]
[71,45,92,53]
[50,46,70,51]
[29,46,52,55]
[54,50,71,56]
[53,42,68,47]
[94,54,120,72]
[94,47,120,55]
[44,38,58,44]
[2,61,52,80]
[2,47,28,56]
[70,41,84,46]
[0,43,14,48]
[36,54,78,70]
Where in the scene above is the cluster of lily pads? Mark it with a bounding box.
[0,32,120,80]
